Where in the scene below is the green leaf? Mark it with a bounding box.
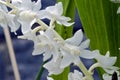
[74,0,120,78]
[35,61,47,80]
[52,0,75,80]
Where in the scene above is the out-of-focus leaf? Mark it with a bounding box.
[74,0,120,78]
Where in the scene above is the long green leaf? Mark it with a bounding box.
[74,0,120,78]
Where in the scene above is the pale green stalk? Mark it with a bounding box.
[79,60,93,80]
[88,63,100,73]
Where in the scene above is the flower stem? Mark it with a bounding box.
[35,60,47,80]
[36,19,48,29]
[88,63,99,73]
[36,19,64,42]
[79,60,93,80]
[3,27,21,80]
[50,18,56,29]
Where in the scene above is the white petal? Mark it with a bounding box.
[20,22,31,34]
[46,2,63,16]
[43,58,64,75]
[80,50,96,59]
[79,39,90,50]
[33,0,41,11]
[60,49,73,68]
[103,74,111,80]
[32,44,45,56]
[44,28,54,39]
[56,16,74,26]
[43,51,52,61]
[55,2,63,15]
[37,10,52,19]
[117,7,120,14]
[104,66,119,74]
[57,20,74,26]
[95,53,117,68]
[65,29,83,46]
[60,55,72,68]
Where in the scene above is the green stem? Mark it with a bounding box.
[35,61,47,80]
[88,63,99,73]
[79,60,93,80]
[36,19,48,29]
[36,19,64,42]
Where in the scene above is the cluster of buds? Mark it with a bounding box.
[0,0,119,80]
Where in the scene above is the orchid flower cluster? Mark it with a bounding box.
[0,0,120,80]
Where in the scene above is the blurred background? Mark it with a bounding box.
[0,0,99,80]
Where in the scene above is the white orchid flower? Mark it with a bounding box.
[40,2,74,26]
[95,51,117,68]
[11,0,41,11]
[60,29,96,68]
[0,6,20,32]
[32,28,60,61]
[93,50,119,73]
[10,0,44,34]
[43,56,64,75]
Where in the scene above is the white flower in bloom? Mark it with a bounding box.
[43,56,64,75]
[32,28,60,61]
[68,70,84,80]
[11,0,41,11]
[0,6,19,32]
[11,0,44,34]
[60,29,96,68]
[17,30,37,42]
[94,50,118,73]
[65,29,96,59]
[40,2,74,26]
[17,10,37,33]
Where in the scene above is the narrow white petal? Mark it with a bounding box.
[79,39,90,50]
[103,74,111,80]
[80,50,96,59]
[43,51,52,61]
[43,58,64,75]
[33,0,41,11]
[117,7,120,14]
[20,22,31,34]
[60,56,72,68]
[65,29,83,46]
[32,45,45,56]
[57,20,74,26]
[55,2,63,15]
[95,53,117,68]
